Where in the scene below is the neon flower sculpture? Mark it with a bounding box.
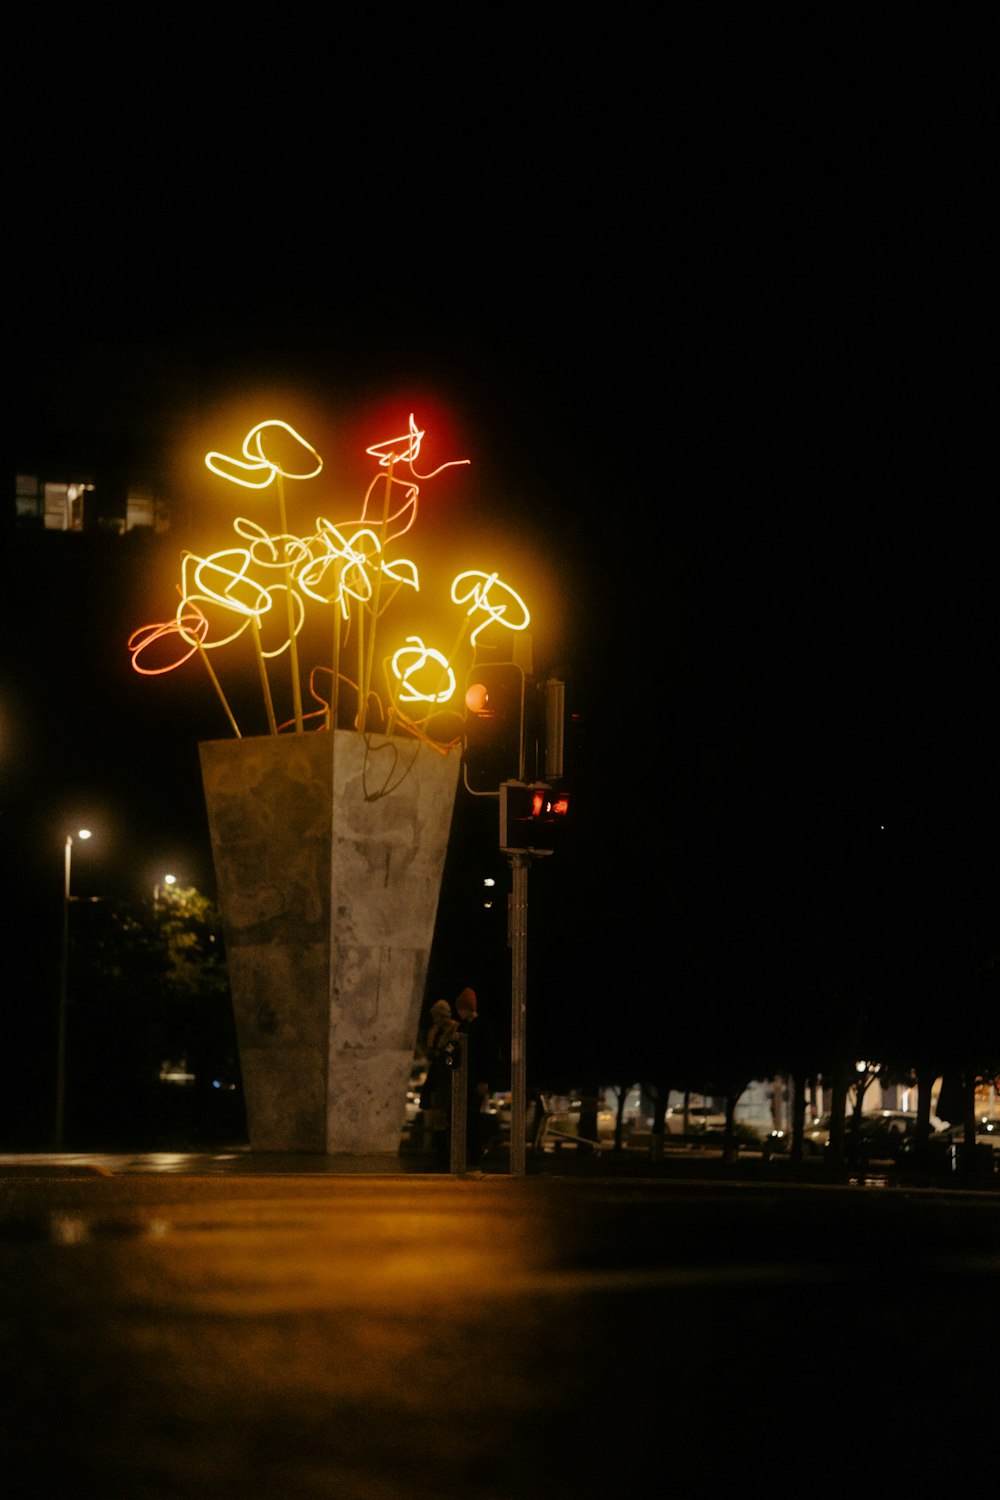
[129,415,530,750]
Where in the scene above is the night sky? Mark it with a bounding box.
[4,18,996,1121]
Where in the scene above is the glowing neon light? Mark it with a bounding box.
[390,637,456,705]
[181,549,272,621]
[133,412,527,750]
[380,556,419,591]
[297,523,419,613]
[175,548,308,662]
[128,604,242,736]
[127,609,209,675]
[252,584,305,659]
[176,550,266,651]
[233,516,311,571]
[450,571,531,646]
[358,471,421,541]
[293,526,349,608]
[366,412,470,481]
[205,420,323,490]
[297,525,377,607]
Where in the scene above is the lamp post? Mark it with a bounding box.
[55,828,91,1150]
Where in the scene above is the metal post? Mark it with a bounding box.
[509,852,529,1176]
[544,677,565,781]
[55,835,72,1151]
[449,1034,468,1175]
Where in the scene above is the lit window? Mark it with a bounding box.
[42,480,93,531]
[15,474,41,521]
[126,489,156,531]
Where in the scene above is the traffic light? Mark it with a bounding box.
[463,662,525,793]
[500,781,570,854]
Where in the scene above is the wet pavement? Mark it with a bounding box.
[2,1155,997,1497]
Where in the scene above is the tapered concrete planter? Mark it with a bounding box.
[199,731,460,1153]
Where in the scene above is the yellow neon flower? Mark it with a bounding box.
[390,637,456,705]
[181,549,270,617]
[232,516,310,571]
[250,584,306,659]
[177,548,305,657]
[450,570,531,646]
[297,523,419,614]
[379,555,419,591]
[205,419,323,490]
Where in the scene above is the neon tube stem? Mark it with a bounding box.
[361,454,395,732]
[441,614,473,696]
[276,472,304,733]
[252,617,278,735]
[356,604,365,732]
[196,640,241,738]
[330,606,342,731]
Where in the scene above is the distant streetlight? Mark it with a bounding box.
[55,828,93,1150]
[154,873,177,903]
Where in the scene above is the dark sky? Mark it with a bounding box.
[5,18,996,1071]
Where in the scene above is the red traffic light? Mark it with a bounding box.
[500,782,570,854]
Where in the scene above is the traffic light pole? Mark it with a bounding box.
[449,1034,468,1175]
[509,851,530,1176]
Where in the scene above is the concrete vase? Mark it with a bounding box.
[199,730,459,1153]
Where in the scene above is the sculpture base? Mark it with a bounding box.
[200,731,459,1153]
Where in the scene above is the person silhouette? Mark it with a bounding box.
[455,988,498,1168]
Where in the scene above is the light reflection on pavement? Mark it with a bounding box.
[2,1168,997,1497]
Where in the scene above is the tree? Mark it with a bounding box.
[66,884,243,1148]
[607,1080,637,1153]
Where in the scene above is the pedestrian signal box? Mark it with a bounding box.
[500,781,570,854]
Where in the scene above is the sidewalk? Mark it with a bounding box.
[1,1142,996,1190]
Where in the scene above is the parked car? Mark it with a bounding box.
[536,1098,616,1152]
[799,1111,940,1158]
[802,1114,832,1155]
[851,1111,924,1159]
[485,1092,512,1130]
[402,1065,428,1133]
[899,1117,1000,1169]
[664,1105,727,1136]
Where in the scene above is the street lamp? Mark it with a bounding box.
[154,872,177,903]
[55,828,92,1150]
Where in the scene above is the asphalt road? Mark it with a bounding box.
[2,1168,997,1498]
